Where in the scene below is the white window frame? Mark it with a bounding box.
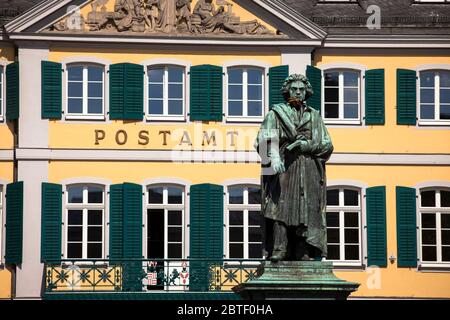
[0,64,4,122]
[325,186,364,268]
[65,63,106,120]
[418,69,450,126]
[145,184,186,260]
[63,184,106,261]
[418,187,450,268]
[225,66,266,123]
[322,68,362,125]
[0,185,4,265]
[145,65,186,122]
[225,185,262,261]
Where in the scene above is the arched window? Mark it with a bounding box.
[419,188,450,264]
[64,184,105,259]
[325,187,363,265]
[226,185,262,259]
[419,70,450,122]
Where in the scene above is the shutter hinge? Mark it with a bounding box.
[187,224,190,227]
[187,71,191,75]
[187,192,190,196]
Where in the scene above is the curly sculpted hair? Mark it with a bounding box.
[281,74,314,102]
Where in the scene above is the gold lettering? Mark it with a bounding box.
[226,131,239,147]
[159,130,171,146]
[138,130,150,145]
[95,130,106,145]
[179,130,192,146]
[202,131,217,147]
[115,130,128,145]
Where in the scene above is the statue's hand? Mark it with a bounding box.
[271,157,286,174]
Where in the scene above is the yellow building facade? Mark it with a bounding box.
[0,0,449,300]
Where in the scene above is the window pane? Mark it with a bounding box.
[441,230,450,245]
[249,244,262,258]
[420,72,435,88]
[68,210,83,225]
[68,227,83,241]
[149,68,164,83]
[229,244,243,259]
[88,99,103,114]
[420,89,435,103]
[420,104,435,120]
[344,189,359,206]
[228,101,243,116]
[248,85,262,100]
[344,88,358,103]
[68,98,83,114]
[327,245,340,260]
[325,104,338,118]
[149,187,163,204]
[68,82,83,97]
[344,72,359,87]
[228,69,243,84]
[147,209,164,259]
[149,99,163,115]
[442,214,450,228]
[440,88,450,103]
[248,69,262,85]
[345,245,359,260]
[87,243,102,259]
[327,228,340,243]
[344,212,359,228]
[168,244,182,258]
[441,191,450,207]
[168,84,183,99]
[88,66,103,82]
[68,186,83,203]
[67,243,82,259]
[168,67,183,83]
[249,227,262,242]
[324,72,339,87]
[168,226,182,242]
[88,210,103,225]
[326,212,339,228]
[68,66,83,81]
[421,190,436,207]
[229,211,243,225]
[421,213,436,228]
[422,246,436,261]
[440,71,450,87]
[440,104,450,120]
[167,187,183,204]
[344,104,359,119]
[422,230,436,245]
[88,83,103,98]
[230,227,243,243]
[345,229,359,244]
[327,189,339,206]
[168,210,182,225]
[88,226,102,241]
[149,83,163,99]
[88,186,103,203]
[442,247,450,262]
[248,211,261,226]
[229,187,244,204]
[325,88,339,102]
[248,101,262,117]
[229,84,243,100]
[168,100,183,115]
[248,187,261,204]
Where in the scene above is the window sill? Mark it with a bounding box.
[146,116,186,122]
[418,120,450,126]
[226,117,264,123]
[324,120,362,125]
[327,261,365,270]
[418,263,450,271]
[65,115,106,121]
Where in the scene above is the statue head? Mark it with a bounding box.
[281,74,314,105]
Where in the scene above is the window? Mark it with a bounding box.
[146,185,185,259]
[66,64,105,119]
[227,67,264,121]
[65,185,105,259]
[226,185,262,259]
[419,70,450,123]
[419,189,450,265]
[325,187,363,266]
[147,66,185,120]
[0,66,3,120]
[323,70,361,124]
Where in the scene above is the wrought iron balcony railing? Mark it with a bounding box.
[44,259,264,293]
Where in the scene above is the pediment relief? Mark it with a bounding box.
[44,0,285,38]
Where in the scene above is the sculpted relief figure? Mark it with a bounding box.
[254,74,334,262]
[158,0,178,33]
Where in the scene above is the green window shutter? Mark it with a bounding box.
[109,184,124,263]
[396,187,418,267]
[41,61,62,120]
[269,65,289,107]
[397,69,417,125]
[5,181,23,265]
[366,186,387,267]
[189,184,224,291]
[190,65,223,121]
[6,62,19,121]
[306,65,322,113]
[109,63,125,120]
[41,183,62,264]
[365,69,385,125]
[122,183,143,292]
[123,63,144,120]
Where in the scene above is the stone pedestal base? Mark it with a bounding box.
[233,261,359,300]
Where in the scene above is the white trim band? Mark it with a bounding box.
[0,150,14,161]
